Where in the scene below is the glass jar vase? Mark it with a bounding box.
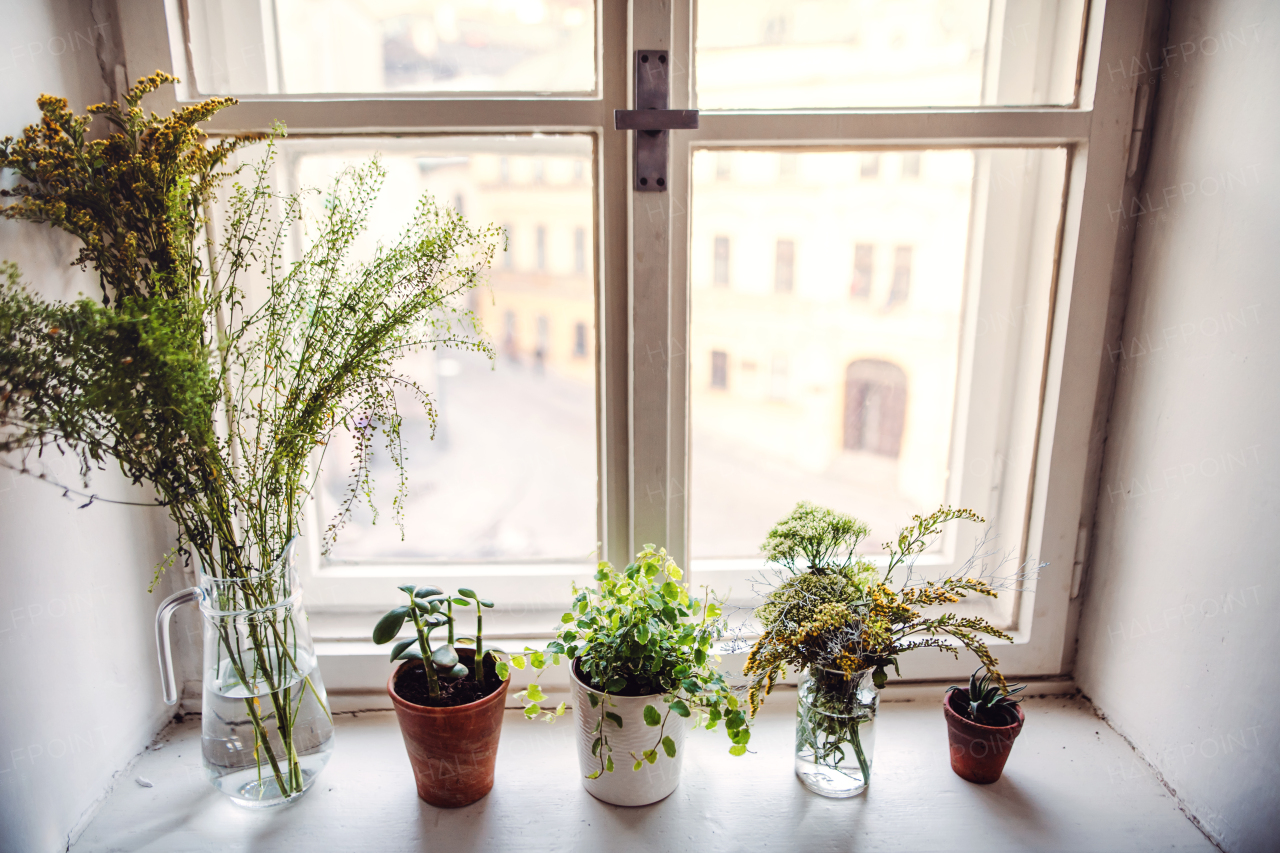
[794,666,879,797]
[157,540,335,807]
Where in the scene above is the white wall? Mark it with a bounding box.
[1075,2,1280,851]
[0,2,191,850]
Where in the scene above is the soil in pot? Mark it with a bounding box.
[393,655,501,707]
[943,689,1024,785]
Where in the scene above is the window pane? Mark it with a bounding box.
[185,0,596,95]
[696,0,1086,108]
[276,136,597,563]
[690,148,1068,628]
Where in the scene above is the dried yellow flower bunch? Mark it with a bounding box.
[743,502,1013,715]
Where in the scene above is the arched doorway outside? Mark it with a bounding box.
[843,360,907,457]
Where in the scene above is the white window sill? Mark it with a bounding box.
[74,694,1214,852]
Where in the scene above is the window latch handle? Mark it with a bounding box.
[614,50,697,192]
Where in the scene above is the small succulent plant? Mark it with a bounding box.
[373,585,494,699]
[947,667,1026,726]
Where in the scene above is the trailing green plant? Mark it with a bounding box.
[501,546,750,778]
[372,585,497,700]
[946,667,1026,727]
[744,503,1016,713]
[0,78,500,798]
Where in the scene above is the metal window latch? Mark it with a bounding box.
[614,50,699,192]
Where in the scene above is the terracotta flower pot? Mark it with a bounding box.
[943,689,1024,784]
[387,648,511,807]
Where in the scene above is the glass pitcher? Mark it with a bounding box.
[156,539,335,807]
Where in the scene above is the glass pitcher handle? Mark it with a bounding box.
[156,587,199,706]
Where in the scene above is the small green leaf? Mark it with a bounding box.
[397,584,417,596]
[452,597,470,606]
[530,652,546,669]
[643,705,662,726]
[591,736,602,757]
[660,581,681,601]
[414,585,443,598]
[605,755,614,773]
[447,663,468,678]
[456,637,475,645]
[389,638,416,662]
[661,736,676,758]
[399,648,424,662]
[431,644,459,669]
[555,702,566,716]
[372,606,409,644]
[605,711,624,728]
[605,676,627,693]
[496,661,510,681]
[561,612,575,624]
[587,692,600,708]
[586,770,601,779]
[480,599,495,608]
[524,704,541,718]
[643,750,657,765]
[632,760,643,771]
[526,683,546,702]
[458,587,477,599]
[729,744,747,756]
[511,655,526,670]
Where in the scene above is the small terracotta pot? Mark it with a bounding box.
[943,689,1024,784]
[387,648,511,807]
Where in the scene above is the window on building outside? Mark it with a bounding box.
[536,225,547,271]
[574,227,586,275]
[573,322,587,358]
[713,236,730,286]
[715,153,732,181]
[860,154,880,179]
[902,152,921,179]
[778,153,798,181]
[889,245,912,306]
[769,354,789,400]
[774,239,795,293]
[710,351,728,389]
[851,243,874,299]
[843,360,908,457]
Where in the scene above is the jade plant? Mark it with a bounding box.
[372,585,496,699]
[502,546,750,778]
[947,667,1026,726]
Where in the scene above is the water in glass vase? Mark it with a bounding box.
[202,660,335,808]
[794,668,879,798]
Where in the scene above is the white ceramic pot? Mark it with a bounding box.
[570,663,686,806]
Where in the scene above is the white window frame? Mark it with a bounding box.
[118,0,1152,689]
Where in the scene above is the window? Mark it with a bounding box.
[889,245,912,306]
[131,0,1151,683]
[184,0,597,95]
[774,239,795,293]
[503,223,514,268]
[851,243,874,299]
[713,236,731,287]
[844,360,908,456]
[710,351,729,390]
[715,153,732,181]
[769,355,789,400]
